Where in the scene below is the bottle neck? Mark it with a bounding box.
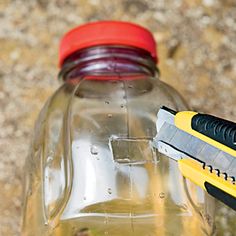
[59,46,158,81]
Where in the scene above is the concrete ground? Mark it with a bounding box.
[0,0,235,235]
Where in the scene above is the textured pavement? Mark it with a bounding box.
[0,0,236,235]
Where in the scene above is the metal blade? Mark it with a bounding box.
[156,140,190,161]
[153,122,177,147]
[228,161,236,178]
[153,123,236,178]
[156,107,175,133]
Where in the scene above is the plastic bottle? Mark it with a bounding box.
[22,21,215,236]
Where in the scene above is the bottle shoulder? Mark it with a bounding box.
[152,79,189,110]
[44,77,188,116]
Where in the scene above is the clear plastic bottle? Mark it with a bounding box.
[22,21,215,236]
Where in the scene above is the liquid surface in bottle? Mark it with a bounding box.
[54,213,205,236]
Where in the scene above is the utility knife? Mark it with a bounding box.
[152,106,236,210]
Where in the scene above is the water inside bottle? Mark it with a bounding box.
[50,138,211,236]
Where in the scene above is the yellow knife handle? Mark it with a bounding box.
[178,158,236,210]
[175,111,236,157]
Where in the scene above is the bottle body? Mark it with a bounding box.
[22,73,215,236]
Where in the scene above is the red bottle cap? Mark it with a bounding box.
[59,21,158,67]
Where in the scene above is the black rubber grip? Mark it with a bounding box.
[191,114,236,151]
[204,182,236,211]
